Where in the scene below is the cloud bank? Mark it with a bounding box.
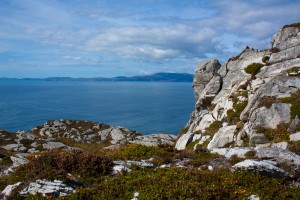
[0,0,299,77]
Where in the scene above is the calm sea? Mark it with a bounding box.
[0,80,195,135]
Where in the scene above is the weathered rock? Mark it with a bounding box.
[271,26,300,50]
[290,132,300,141]
[42,142,66,150]
[1,182,22,200]
[2,143,26,152]
[210,147,253,158]
[10,154,29,167]
[110,128,126,144]
[175,133,194,150]
[250,103,291,129]
[207,125,236,149]
[129,133,176,146]
[193,59,221,101]
[232,159,292,178]
[16,131,36,141]
[255,147,300,166]
[288,116,300,133]
[19,179,76,197]
[271,142,288,150]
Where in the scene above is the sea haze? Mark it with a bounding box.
[0,80,194,135]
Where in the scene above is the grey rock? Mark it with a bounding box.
[129,133,176,146]
[290,132,300,141]
[110,128,125,144]
[288,116,300,133]
[207,125,236,149]
[193,59,221,101]
[175,133,194,150]
[269,45,300,64]
[10,155,29,167]
[233,159,292,178]
[19,179,75,197]
[2,143,26,152]
[256,147,300,166]
[42,142,66,150]
[1,182,22,200]
[210,147,253,158]
[271,142,288,150]
[250,103,291,129]
[271,26,300,50]
[16,131,36,141]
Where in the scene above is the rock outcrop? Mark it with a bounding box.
[176,23,300,151]
[175,23,300,176]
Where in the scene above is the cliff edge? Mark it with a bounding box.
[176,23,300,151]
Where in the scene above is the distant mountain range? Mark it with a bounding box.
[0,72,193,82]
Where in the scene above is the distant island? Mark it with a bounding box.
[0,72,193,82]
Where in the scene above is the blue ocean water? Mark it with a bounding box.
[0,80,195,135]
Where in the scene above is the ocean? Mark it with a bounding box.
[0,80,195,135]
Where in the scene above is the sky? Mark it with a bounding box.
[0,0,300,78]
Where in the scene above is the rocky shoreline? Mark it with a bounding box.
[1,23,300,199]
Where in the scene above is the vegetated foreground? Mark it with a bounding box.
[1,143,300,199]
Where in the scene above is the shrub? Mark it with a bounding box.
[205,121,222,136]
[262,56,270,63]
[16,150,113,181]
[286,66,300,77]
[270,47,280,53]
[255,124,290,143]
[283,22,300,29]
[67,168,300,199]
[111,144,174,164]
[244,63,264,77]
[288,141,300,155]
[258,96,277,108]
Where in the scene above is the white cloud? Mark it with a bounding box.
[61,56,82,60]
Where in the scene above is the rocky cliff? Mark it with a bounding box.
[176,23,300,151]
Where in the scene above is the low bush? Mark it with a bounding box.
[285,66,300,77]
[16,150,113,181]
[270,47,280,53]
[262,56,270,63]
[67,168,300,199]
[255,124,290,143]
[205,121,222,136]
[258,96,277,108]
[244,63,264,78]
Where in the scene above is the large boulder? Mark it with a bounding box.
[232,159,292,178]
[207,125,237,149]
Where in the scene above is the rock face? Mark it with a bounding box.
[232,159,292,178]
[33,120,176,147]
[176,23,300,151]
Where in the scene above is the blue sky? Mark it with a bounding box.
[0,0,299,78]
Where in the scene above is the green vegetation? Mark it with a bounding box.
[18,150,112,182]
[270,47,280,53]
[286,66,300,77]
[255,124,290,143]
[262,56,270,63]
[258,96,277,108]
[244,63,264,78]
[0,142,300,199]
[66,168,300,199]
[288,141,300,155]
[177,126,189,139]
[283,22,300,29]
[204,121,222,136]
[280,90,300,119]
